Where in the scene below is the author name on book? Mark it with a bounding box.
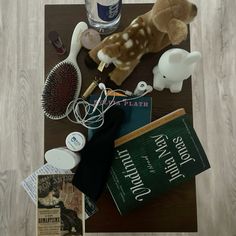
[152,134,196,182]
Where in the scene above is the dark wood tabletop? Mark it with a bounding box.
[45,4,197,232]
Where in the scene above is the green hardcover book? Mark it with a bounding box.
[107,109,210,215]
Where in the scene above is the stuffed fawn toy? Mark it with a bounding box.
[89,0,198,86]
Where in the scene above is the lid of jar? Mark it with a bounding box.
[65,132,86,152]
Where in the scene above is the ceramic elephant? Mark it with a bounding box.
[153,48,201,93]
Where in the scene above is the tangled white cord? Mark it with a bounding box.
[66,86,153,130]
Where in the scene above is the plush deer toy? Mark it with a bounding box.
[89,0,198,86]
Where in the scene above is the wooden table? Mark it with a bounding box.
[45,4,197,232]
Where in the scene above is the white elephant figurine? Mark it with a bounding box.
[153,48,201,93]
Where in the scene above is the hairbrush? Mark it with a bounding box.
[42,21,88,120]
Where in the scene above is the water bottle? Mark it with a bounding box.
[85,0,122,35]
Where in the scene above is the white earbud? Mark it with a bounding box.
[133,81,153,96]
[133,81,147,96]
[92,83,107,113]
[98,82,105,90]
[146,85,153,93]
[98,83,107,96]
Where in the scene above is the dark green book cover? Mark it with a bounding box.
[88,95,152,139]
[107,109,210,215]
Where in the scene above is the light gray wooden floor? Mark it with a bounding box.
[0,0,235,235]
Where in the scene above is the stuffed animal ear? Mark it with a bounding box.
[167,18,188,45]
[152,8,172,33]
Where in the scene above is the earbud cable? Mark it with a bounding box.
[66,87,152,130]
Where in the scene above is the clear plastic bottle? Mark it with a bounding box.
[85,0,122,35]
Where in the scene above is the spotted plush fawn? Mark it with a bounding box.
[89,0,198,86]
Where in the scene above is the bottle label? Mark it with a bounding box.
[97,1,121,22]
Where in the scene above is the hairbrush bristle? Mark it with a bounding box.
[42,62,81,119]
